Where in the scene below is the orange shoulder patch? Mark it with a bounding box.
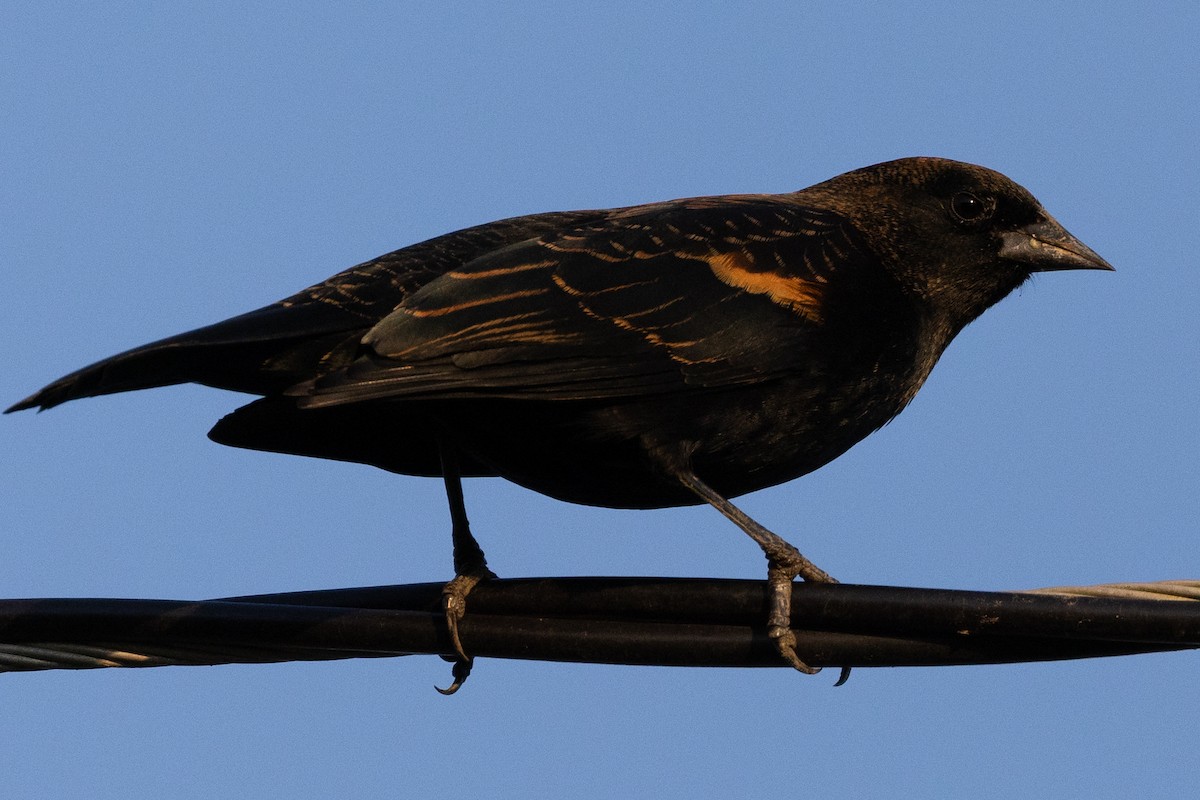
[706,251,825,323]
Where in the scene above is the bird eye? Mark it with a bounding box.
[949,191,992,223]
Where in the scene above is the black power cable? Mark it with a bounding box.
[1,578,1197,674]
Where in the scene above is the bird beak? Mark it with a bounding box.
[999,217,1115,273]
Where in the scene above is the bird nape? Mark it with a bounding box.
[7,157,1113,692]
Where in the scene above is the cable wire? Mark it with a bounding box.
[0,578,1196,674]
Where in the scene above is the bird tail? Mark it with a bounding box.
[8,340,224,412]
[6,301,365,413]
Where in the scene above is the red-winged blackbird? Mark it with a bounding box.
[8,157,1112,688]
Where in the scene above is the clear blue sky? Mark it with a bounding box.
[2,3,1196,797]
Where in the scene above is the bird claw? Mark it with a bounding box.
[435,656,474,695]
[833,666,853,687]
[765,560,852,682]
[768,624,821,675]
[442,569,494,661]
[436,568,495,694]
[442,579,472,663]
[769,617,853,683]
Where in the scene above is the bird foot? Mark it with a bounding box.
[434,566,496,695]
[766,560,851,684]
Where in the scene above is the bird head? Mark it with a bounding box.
[803,157,1113,332]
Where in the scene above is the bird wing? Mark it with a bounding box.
[296,196,880,406]
[6,209,609,411]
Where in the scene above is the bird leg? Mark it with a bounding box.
[435,442,496,695]
[673,467,839,677]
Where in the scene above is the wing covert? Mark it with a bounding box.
[298,196,883,407]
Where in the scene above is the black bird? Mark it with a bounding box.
[8,157,1112,689]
